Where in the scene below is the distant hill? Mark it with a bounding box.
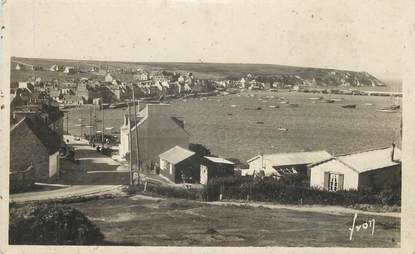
[11,57,388,88]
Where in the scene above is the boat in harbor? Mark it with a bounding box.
[342,104,356,109]
[376,96,400,112]
[376,105,400,113]
[307,97,323,100]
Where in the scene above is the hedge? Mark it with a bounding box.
[204,176,400,206]
[9,203,104,245]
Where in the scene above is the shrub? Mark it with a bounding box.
[203,175,400,206]
[9,203,104,245]
[146,184,201,200]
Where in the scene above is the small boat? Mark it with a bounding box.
[364,103,374,106]
[342,104,356,109]
[376,109,399,113]
[288,103,299,107]
[256,121,264,124]
[278,127,288,131]
[227,113,233,116]
[269,105,279,108]
[376,105,400,112]
[332,98,344,102]
[324,99,335,103]
[231,104,237,107]
[308,97,322,100]
[280,101,288,104]
[256,107,262,110]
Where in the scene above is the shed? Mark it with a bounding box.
[159,145,196,183]
[247,150,332,177]
[200,156,235,185]
[309,146,401,192]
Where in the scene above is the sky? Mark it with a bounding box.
[8,0,403,78]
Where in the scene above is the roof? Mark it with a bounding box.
[337,147,401,173]
[131,104,190,137]
[159,146,195,164]
[12,117,61,154]
[204,156,235,165]
[247,150,333,166]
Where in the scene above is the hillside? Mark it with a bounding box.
[11,57,388,88]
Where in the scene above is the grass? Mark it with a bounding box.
[52,196,400,247]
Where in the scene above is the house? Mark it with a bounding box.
[50,65,64,72]
[133,71,149,81]
[309,146,401,192]
[246,150,332,178]
[31,65,43,71]
[15,63,25,70]
[10,117,61,184]
[63,66,76,74]
[119,103,190,169]
[18,82,35,93]
[159,146,196,183]
[12,103,65,139]
[200,156,235,185]
[105,73,114,83]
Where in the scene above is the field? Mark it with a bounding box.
[59,196,400,247]
[66,90,401,162]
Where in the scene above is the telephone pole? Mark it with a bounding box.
[101,97,104,145]
[66,111,69,134]
[131,84,140,185]
[127,103,133,185]
[89,105,92,140]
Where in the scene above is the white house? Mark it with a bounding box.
[309,146,401,192]
[105,73,114,83]
[246,150,332,177]
[63,66,76,74]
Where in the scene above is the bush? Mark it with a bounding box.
[204,176,400,206]
[9,203,104,245]
[146,184,201,200]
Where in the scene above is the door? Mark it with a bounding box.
[200,165,208,185]
[328,173,339,191]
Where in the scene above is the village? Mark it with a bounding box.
[9,58,402,247]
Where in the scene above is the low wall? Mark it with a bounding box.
[10,165,35,193]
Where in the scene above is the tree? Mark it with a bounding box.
[189,143,213,158]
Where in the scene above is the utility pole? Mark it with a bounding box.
[89,105,92,141]
[101,97,104,145]
[66,111,69,134]
[93,103,97,140]
[131,84,140,184]
[127,103,133,185]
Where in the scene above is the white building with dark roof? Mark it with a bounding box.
[309,146,401,192]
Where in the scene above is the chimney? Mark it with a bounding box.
[391,142,396,162]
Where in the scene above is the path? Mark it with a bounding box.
[207,200,400,218]
[10,185,123,203]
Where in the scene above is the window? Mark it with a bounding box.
[329,173,338,191]
[324,172,344,191]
